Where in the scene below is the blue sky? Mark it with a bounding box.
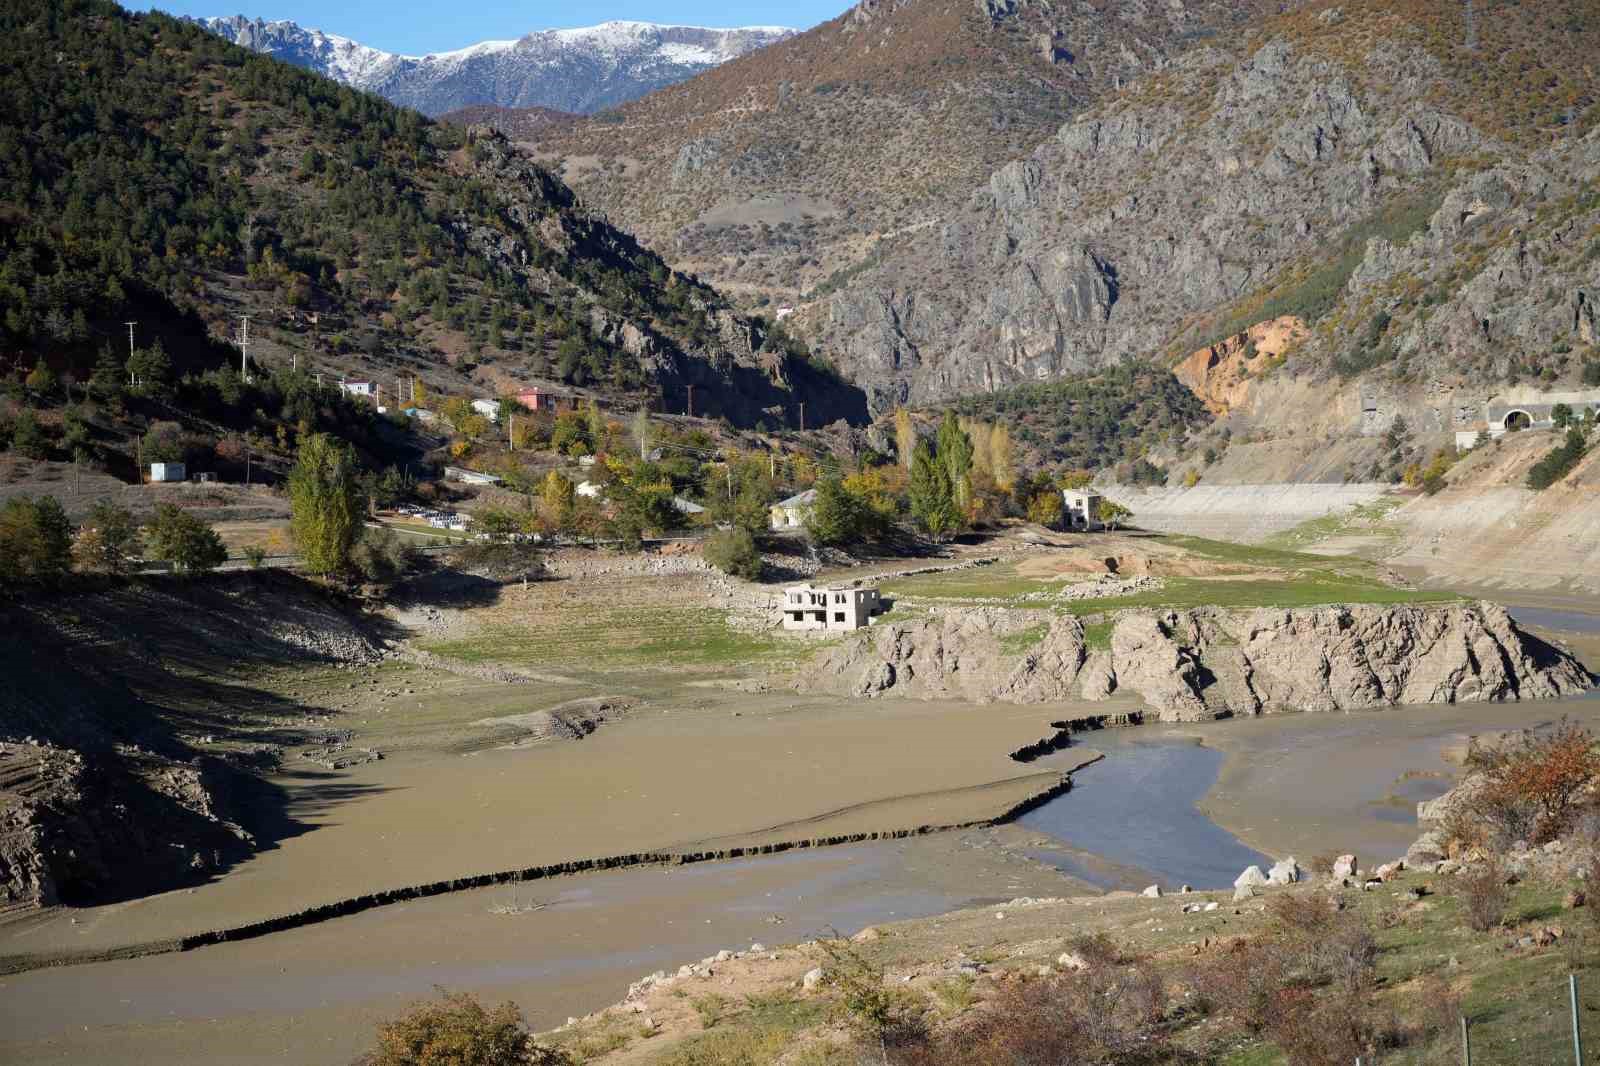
[142,1,846,55]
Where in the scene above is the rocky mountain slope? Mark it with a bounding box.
[804,602,1592,720]
[806,0,1600,413]
[197,17,796,116]
[530,0,1277,314]
[1,1,861,431]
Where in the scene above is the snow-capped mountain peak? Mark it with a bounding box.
[196,15,796,116]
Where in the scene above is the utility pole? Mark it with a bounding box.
[245,440,251,486]
[238,315,251,381]
[508,413,515,450]
[124,322,137,384]
[799,401,806,432]
[686,384,694,418]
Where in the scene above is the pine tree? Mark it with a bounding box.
[289,433,365,575]
[88,344,125,400]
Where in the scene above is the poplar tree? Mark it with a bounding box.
[908,441,959,540]
[289,433,365,575]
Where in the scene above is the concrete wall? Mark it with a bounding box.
[1111,483,1393,542]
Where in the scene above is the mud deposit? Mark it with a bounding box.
[0,831,1082,1065]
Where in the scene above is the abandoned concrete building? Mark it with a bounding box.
[1060,489,1103,531]
[782,584,883,631]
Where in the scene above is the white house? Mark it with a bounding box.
[781,585,883,631]
[1060,489,1103,531]
[769,489,816,530]
[340,380,377,400]
[575,480,603,499]
[149,462,186,483]
[471,398,501,423]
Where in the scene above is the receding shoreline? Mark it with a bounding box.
[0,768,1080,977]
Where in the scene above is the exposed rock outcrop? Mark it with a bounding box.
[803,602,1591,721]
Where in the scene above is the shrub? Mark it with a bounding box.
[0,495,74,586]
[1464,721,1600,843]
[144,503,227,574]
[703,527,762,580]
[242,543,268,568]
[1527,427,1588,489]
[901,963,1168,1066]
[351,526,416,584]
[1458,861,1511,932]
[73,499,142,575]
[362,990,568,1066]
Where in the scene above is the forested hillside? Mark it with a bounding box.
[0,0,863,472]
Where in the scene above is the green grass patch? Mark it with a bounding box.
[647,993,830,1066]
[997,622,1051,655]
[882,563,1045,602]
[1081,621,1115,650]
[421,606,799,672]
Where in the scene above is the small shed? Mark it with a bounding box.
[149,462,186,483]
[769,489,817,530]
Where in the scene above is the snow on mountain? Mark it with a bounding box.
[197,16,796,116]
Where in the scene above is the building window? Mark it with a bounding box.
[834,612,846,623]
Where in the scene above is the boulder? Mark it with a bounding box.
[1234,865,1269,890]
[1142,884,1162,898]
[1233,883,1258,902]
[1056,951,1089,971]
[802,967,824,991]
[1267,858,1301,885]
[1332,854,1358,881]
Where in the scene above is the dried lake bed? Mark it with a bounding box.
[2,600,1595,1065]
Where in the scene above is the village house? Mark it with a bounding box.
[1061,489,1103,531]
[471,398,501,423]
[515,387,564,413]
[769,489,816,531]
[339,380,377,400]
[781,584,883,631]
[148,462,186,483]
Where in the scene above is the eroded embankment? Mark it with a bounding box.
[0,771,1076,977]
[0,571,389,911]
[804,601,1593,722]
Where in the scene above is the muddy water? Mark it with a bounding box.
[1198,694,1600,863]
[0,831,1084,1066]
[1019,737,1270,891]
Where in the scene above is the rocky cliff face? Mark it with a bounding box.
[804,602,1592,721]
[535,0,1277,317]
[197,17,794,116]
[812,4,1600,413]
